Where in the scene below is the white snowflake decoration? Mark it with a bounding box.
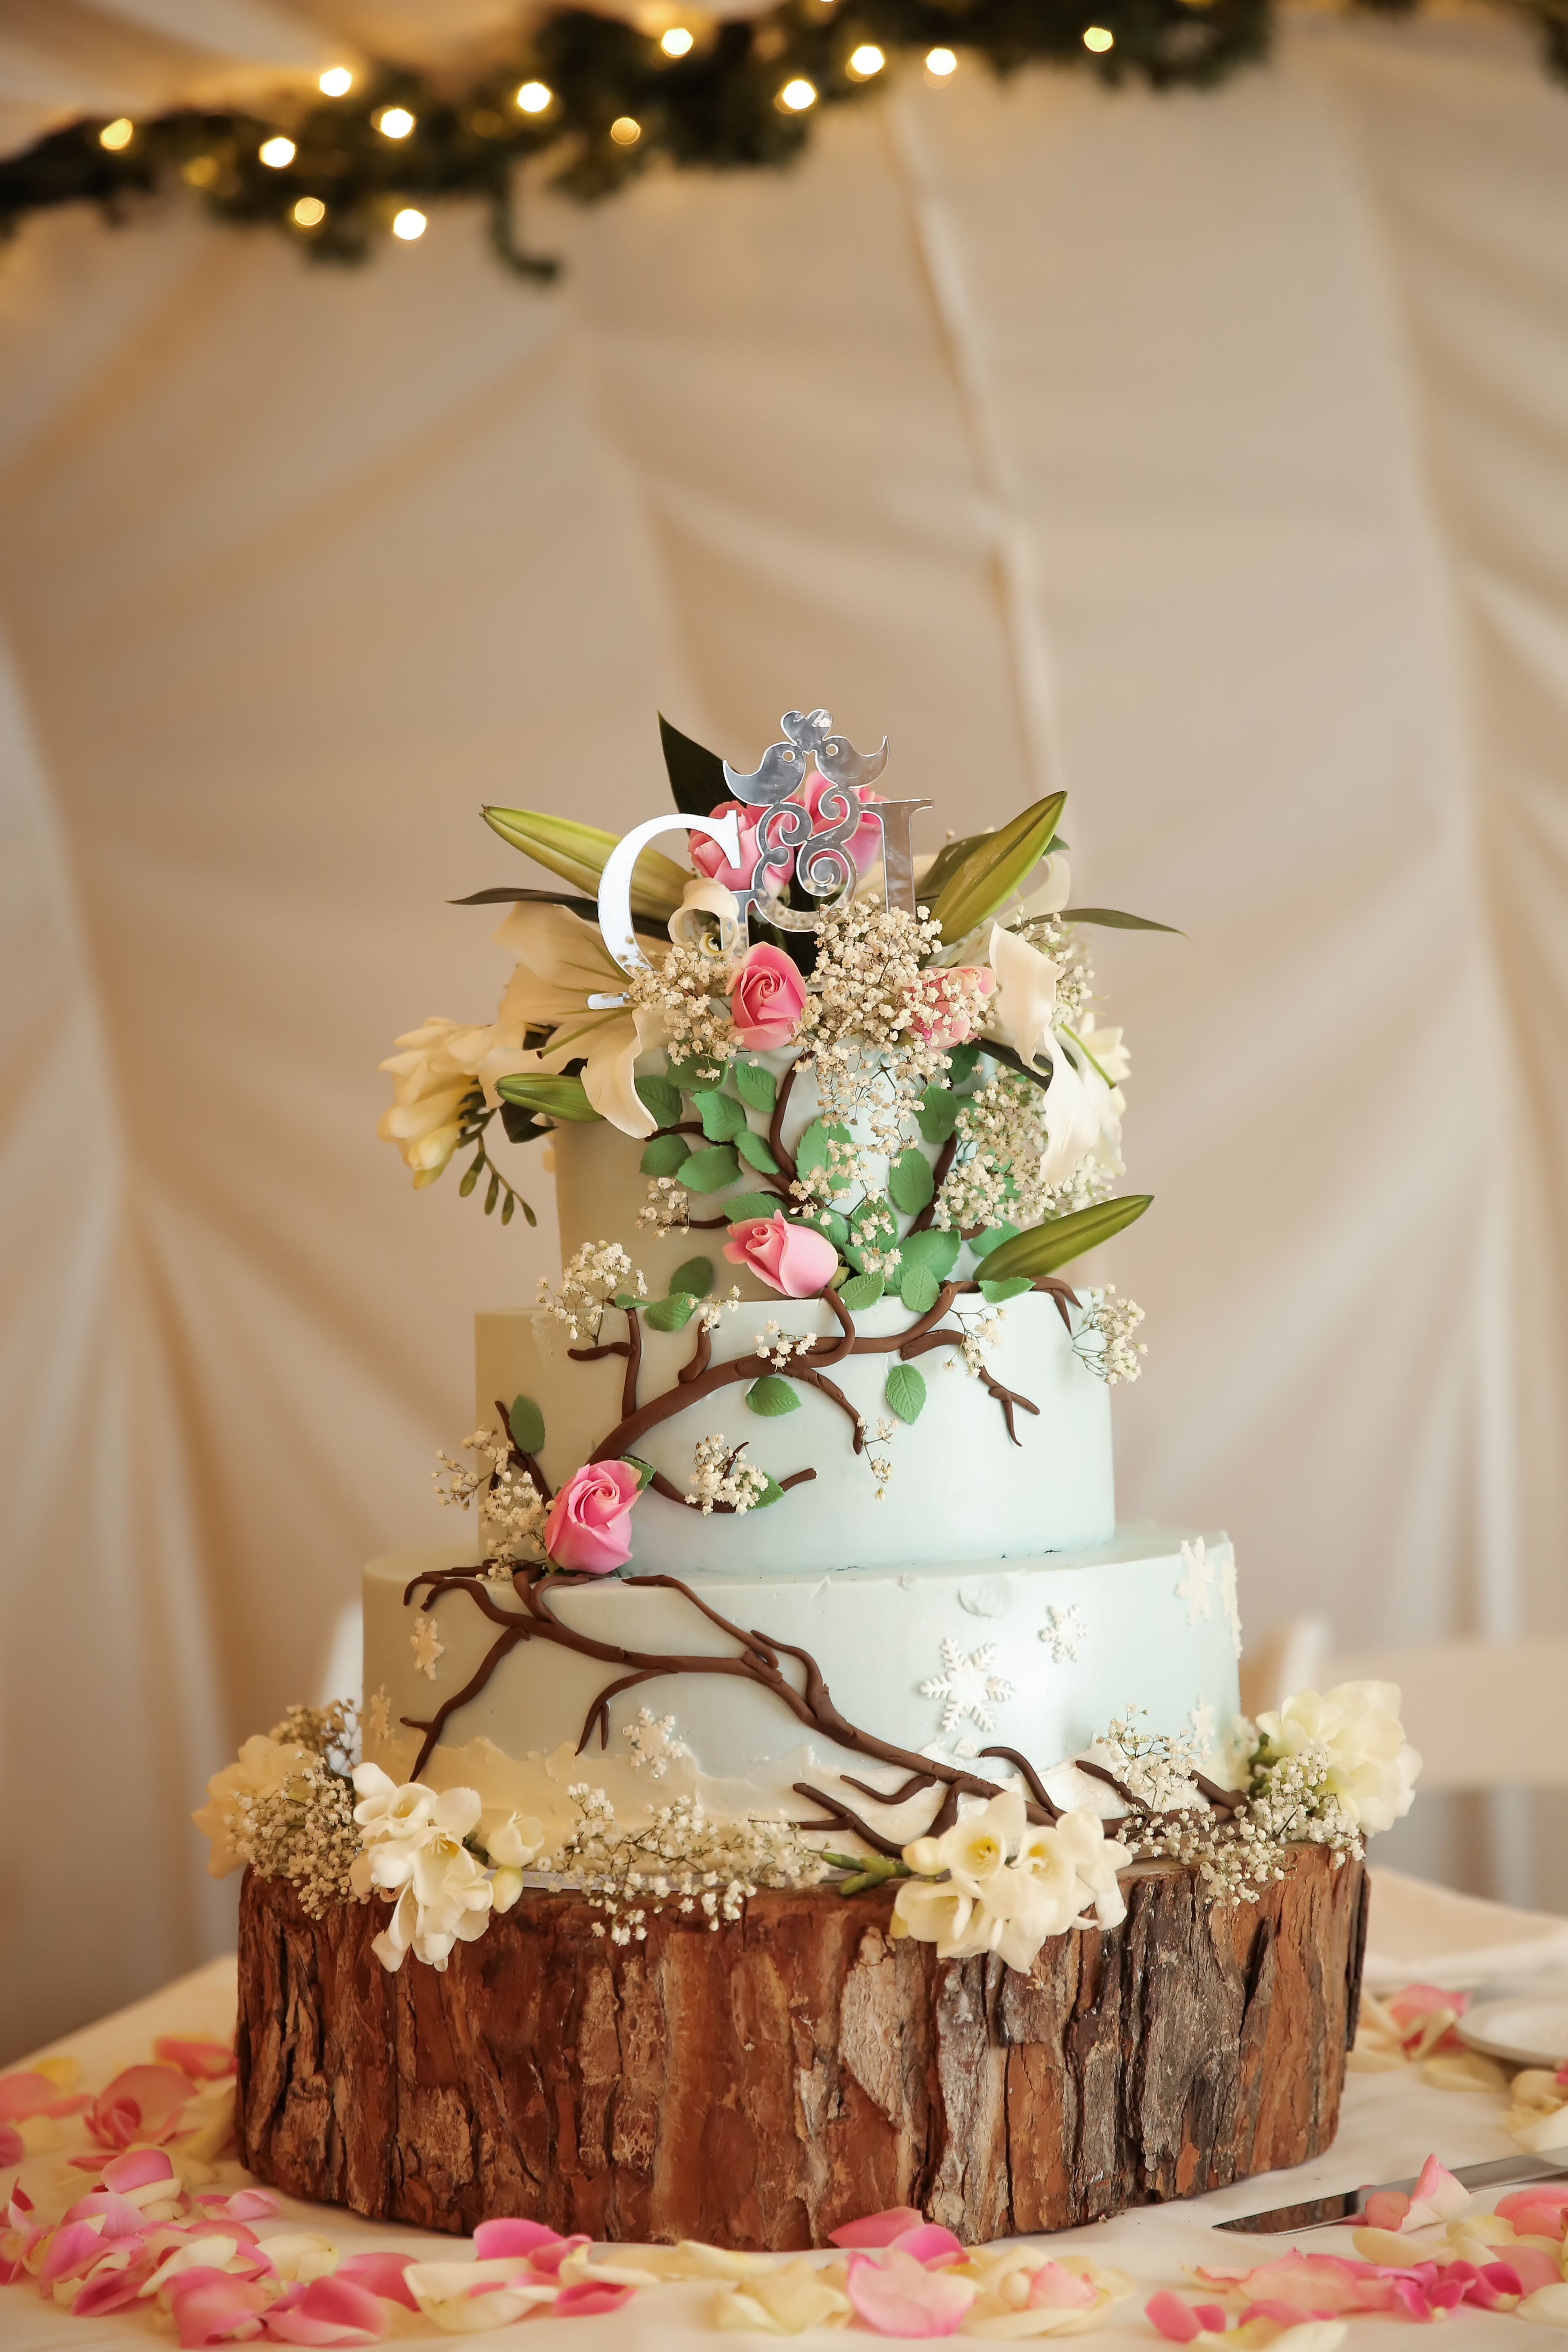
[1175,1537,1215,1625]
[624,1708,688,1780]
[410,1615,444,1681]
[1188,1700,1216,1751]
[920,1637,1014,1735]
[1039,1603,1088,1664]
[365,1687,392,1744]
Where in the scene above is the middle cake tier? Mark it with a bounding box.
[361,1528,1242,1850]
[477,1294,1115,1575]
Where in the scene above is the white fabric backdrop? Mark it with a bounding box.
[3,9,1567,2059]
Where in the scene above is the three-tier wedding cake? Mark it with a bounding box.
[207,707,1417,2245]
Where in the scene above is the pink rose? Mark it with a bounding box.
[730,942,807,1049]
[544,1461,641,1574]
[690,797,767,895]
[909,965,994,1049]
[790,772,884,874]
[723,1211,839,1298]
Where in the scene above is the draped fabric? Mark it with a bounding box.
[3,6,1567,2057]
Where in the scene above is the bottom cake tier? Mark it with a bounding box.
[236,1849,1368,2245]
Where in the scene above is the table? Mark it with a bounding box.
[5,1874,1566,2350]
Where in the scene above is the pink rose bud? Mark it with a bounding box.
[729,942,808,1050]
[543,1460,642,1574]
[793,772,884,874]
[722,1210,840,1299]
[690,797,767,895]
[909,966,993,1049]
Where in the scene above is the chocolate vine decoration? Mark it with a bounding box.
[568,1269,1076,1479]
[397,1564,1245,1858]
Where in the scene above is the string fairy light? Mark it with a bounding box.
[925,46,958,74]
[258,136,295,167]
[376,106,415,138]
[318,68,354,97]
[1083,24,1115,47]
[660,27,695,54]
[392,206,427,238]
[98,118,134,150]
[516,80,552,110]
[848,43,885,74]
[778,76,816,109]
[610,115,642,143]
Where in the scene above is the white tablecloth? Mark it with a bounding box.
[5,1879,1562,2351]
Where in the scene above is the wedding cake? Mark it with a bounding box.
[207,708,1417,2244]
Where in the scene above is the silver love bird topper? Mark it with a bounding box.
[722,708,906,932]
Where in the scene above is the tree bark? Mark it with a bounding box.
[236,1847,1367,2248]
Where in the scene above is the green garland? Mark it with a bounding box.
[1,0,1561,279]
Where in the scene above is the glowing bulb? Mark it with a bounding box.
[778,77,817,110]
[292,196,326,227]
[925,45,957,74]
[516,80,552,111]
[259,136,296,168]
[318,67,353,96]
[848,43,884,74]
[1082,24,1114,47]
[99,118,134,151]
[392,207,427,239]
[660,26,695,54]
[610,115,641,144]
[377,106,415,138]
[182,155,218,186]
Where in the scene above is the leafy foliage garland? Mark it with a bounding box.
[2,0,1560,282]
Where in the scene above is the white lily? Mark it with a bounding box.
[486,900,669,1138]
[987,924,1101,1190]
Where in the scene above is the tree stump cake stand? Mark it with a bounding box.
[236,1848,1369,2249]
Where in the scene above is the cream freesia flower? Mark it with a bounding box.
[986,925,1101,1190]
[192,1735,313,1877]
[1255,1683,1421,1834]
[488,900,673,1137]
[891,1795,1131,1972]
[349,1766,497,1970]
[377,1017,488,1188]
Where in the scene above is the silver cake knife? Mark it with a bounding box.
[1215,2153,1568,2234]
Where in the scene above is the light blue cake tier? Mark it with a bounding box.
[360,1529,1242,1847]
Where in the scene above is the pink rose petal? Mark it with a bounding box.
[62,2189,151,2238]
[0,2125,22,2169]
[1147,2290,1207,2341]
[87,2064,192,2151]
[103,2148,178,2192]
[200,2192,281,2223]
[846,2248,976,2337]
[334,2254,418,2310]
[552,2279,635,2316]
[472,2218,567,2261]
[888,2223,968,2269]
[41,2218,121,2286]
[1027,2261,1100,2311]
[74,2254,158,2315]
[165,2272,273,2345]
[830,2206,926,2250]
[261,2275,390,2343]
[1498,2187,1568,2238]
[1361,2190,1411,2232]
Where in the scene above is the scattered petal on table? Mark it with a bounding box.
[156,2038,238,2082]
[256,2232,339,2284]
[552,2278,636,2316]
[890,2223,969,2269]
[713,2259,853,2332]
[86,2065,194,2151]
[830,2205,926,2249]
[846,2247,976,2336]
[334,2253,419,2309]
[262,2274,391,2343]
[1520,2283,1568,2328]
[403,2254,559,2332]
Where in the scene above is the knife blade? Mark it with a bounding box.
[1214,2152,1568,2234]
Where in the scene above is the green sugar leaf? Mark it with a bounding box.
[898,1264,941,1314]
[981,1195,1152,1280]
[751,1473,785,1508]
[693,1088,748,1143]
[669,1254,715,1298]
[746,1375,802,1417]
[508,1394,545,1454]
[946,1042,982,1085]
[666,1054,728,1090]
[1060,905,1184,935]
[735,1128,781,1174]
[640,1133,691,1176]
[900,1228,960,1280]
[722,1190,784,1223]
[794,1118,853,1192]
[915,1083,962,1146]
[837,1271,884,1312]
[621,1452,656,1490]
[635,1073,683,1128]
[659,712,729,818]
[968,1221,1019,1261]
[851,1192,898,1243]
[885,1363,927,1424]
[612,1292,641,1310]
[980,1275,1032,1304]
[645,1291,699,1330]
[734,1060,778,1116]
[801,1205,850,1248]
[888,1148,935,1216]
[678,1143,742,1194]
